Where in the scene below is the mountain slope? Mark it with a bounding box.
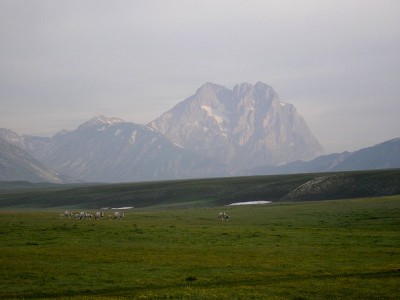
[0,139,76,183]
[251,137,400,175]
[23,116,229,182]
[330,138,400,171]
[149,82,324,171]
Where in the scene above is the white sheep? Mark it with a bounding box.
[113,211,124,220]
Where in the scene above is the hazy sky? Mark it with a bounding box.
[1,0,399,153]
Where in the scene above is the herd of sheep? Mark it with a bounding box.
[60,210,230,221]
[60,210,124,220]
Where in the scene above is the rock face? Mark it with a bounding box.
[149,82,324,171]
[16,116,228,182]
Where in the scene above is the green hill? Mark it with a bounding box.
[0,169,399,209]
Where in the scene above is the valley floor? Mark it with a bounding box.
[0,196,399,299]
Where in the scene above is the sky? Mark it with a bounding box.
[0,0,399,154]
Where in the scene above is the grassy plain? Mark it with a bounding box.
[1,196,399,299]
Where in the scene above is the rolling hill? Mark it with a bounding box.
[1,169,399,209]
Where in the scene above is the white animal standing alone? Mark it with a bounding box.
[113,211,124,220]
[218,211,230,221]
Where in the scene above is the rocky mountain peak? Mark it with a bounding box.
[149,82,324,171]
[233,81,273,95]
[196,82,224,93]
[77,115,124,130]
[192,82,230,107]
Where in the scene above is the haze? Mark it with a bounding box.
[1,0,399,153]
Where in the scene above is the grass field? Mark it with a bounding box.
[1,196,399,299]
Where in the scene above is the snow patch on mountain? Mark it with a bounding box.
[201,105,225,125]
[97,115,124,125]
[129,130,137,144]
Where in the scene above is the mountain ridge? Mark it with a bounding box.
[250,137,400,175]
[149,82,324,171]
[10,116,229,182]
[0,138,77,183]
[4,82,397,184]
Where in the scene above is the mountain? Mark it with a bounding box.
[330,138,400,171]
[250,138,400,175]
[17,116,228,182]
[0,138,77,183]
[149,82,324,171]
[0,128,26,148]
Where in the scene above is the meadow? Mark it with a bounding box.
[1,196,399,299]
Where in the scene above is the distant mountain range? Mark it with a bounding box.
[250,138,400,175]
[0,117,227,183]
[0,82,398,183]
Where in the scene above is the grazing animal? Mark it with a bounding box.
[113,211,124,220]
[60,210,72,218]
[218,211,230,221]
[94,211,104,219]
[75,211,92,220]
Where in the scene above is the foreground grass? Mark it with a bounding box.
[1,196,399,299]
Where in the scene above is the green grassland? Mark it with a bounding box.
[1,169,399,209]
[1,196,399,299]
